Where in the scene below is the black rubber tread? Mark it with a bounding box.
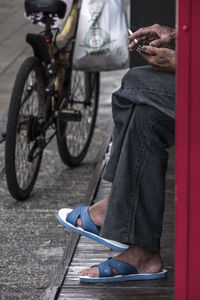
[56,72,100,167]
[5,56,45,200]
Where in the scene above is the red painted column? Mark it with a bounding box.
[175,0,200,299]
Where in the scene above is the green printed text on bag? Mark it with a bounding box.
[73,0,129,71]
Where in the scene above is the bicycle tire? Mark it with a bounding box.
[5,56,45,200]
[56,71,100,167]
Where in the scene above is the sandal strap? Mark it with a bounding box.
[95,258,138,277]
[92,260,114,278]
[66,204,99,235]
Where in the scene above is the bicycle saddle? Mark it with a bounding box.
[25,0,67,19]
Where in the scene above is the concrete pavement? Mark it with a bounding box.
[0,1,129,299]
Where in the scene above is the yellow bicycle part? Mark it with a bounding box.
[55,2,80,93]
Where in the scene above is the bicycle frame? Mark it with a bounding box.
[24,1,82,156]
[5,0,100,200]
[26,2,80,90]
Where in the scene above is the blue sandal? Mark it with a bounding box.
[79,258,167,283]
[57,205,128,252]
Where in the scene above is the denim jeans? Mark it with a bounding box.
[100,66,175,252]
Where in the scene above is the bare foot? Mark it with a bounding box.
[68,185,112,228]
[76,197,108,227]
[79,244,163,278]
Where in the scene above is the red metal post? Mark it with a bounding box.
[175,0,200,299]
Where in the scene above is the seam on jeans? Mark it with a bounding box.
[124,109,149,239]
[127,115,173,239]
[104,101,136,184]
[125,88,174,97]
[126,116,173,243]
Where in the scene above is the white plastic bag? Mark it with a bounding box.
[73,0,129,71]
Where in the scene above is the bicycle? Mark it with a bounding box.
[5,0,100,200]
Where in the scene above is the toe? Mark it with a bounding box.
[66,213,82,227]
[76,217,82,227]
[79,267,99,278]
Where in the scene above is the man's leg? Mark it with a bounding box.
[101,104,175,251]
[80,104,174,277]
[77,66,175,231]
[102,65,175,182]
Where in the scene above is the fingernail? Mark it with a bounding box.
[142,46,147,51]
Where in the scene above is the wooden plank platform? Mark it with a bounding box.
[57,147,175,300]
[40,124,114,300]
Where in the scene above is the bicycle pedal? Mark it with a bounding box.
[59,109,82,122]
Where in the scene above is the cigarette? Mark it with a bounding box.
[128,28,133,36]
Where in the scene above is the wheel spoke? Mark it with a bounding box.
[65,71,97,157]
[14,70,41,190]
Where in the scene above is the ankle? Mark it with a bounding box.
[89,197,108,215]
[140,251,163,273]
[116,245,163,274]
[89,201,107,227]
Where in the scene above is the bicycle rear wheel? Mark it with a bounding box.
[56,71,99,167]
[5,57,45,200]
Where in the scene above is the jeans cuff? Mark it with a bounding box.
[101,168,114,182]
[100,230,160,253]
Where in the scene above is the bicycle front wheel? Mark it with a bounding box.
[57,71,100,167]
[5,57,45,200]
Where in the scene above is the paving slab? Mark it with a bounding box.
[0,1,130,299]
[0,66,127,299]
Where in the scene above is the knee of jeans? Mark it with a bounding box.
[121,68,135,87]
[121,67,146,88]
[134,105,164,127]
[111,92,132,111]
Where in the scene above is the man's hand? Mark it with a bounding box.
[128,24,176,51]
[140,46,176,73]
[150,31,176,49]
